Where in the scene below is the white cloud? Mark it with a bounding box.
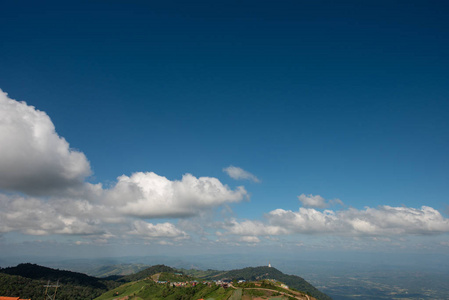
[298,194,327,208]
[0,90,249,237]
[0,170,248,236]
[221,206,449,238]
[106,172,248,218]
[220,219,288,236]
[2,89,448,252]
[268,207,340,234]
[223,166,260,183]
[0,194,103,236]
[298,194,343,208]
[268,205,449,236]
[130,220,189,240]
[0,90,91,195]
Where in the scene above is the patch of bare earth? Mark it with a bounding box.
[151,273,160,281]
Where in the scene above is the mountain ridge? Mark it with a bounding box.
[0,263,119,300]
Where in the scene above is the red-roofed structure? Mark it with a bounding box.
[0,297,31,300]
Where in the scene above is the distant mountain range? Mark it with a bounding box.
[0,263,331,300]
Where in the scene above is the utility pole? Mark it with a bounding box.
[44,280,61,300]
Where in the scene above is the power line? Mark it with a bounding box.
[44,280,61,300]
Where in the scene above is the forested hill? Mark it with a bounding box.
[119,264,177,282]
[0,263,108,289]
[205,266,331,300]
[0,263,118,300]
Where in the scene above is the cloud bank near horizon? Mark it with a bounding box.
[218,198,449,245]
[1,90,449,249]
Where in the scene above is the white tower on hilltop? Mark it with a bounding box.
[268,262,271,268]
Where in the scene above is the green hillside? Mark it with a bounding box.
[94,265,329,300]
[93,277,305,300]
[94,280,232,300]
[185,266,331,300]
[88,263,150,278]
[1,263,113,289]
[119,264,178,282]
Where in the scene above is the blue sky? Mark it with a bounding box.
[1,1,449,259]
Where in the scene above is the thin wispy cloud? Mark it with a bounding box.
[130,220,189,240]
[298,194,343,208]
[238,236,260,243]
[223,166,260,183]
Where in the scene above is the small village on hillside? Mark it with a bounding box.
[100,265,315,300]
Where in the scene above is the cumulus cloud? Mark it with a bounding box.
[106,172,248,218]
[0,171,247,237]
[298,194,343,208]
[223,166,260,183]
[268,208,339,234]
[269,205,449,236]
[0,90,250,238]
[0,194,103,236]
[222,206,449,238]
[298,194,327,208]
[3,89,447,251]
[220,219,288,236]
[0,90,91,195]
[0,171,248,236]
[130,220,189,240]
